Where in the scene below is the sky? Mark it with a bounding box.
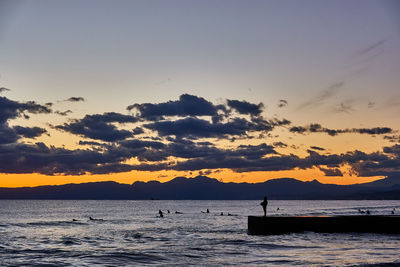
[0,0,400,187]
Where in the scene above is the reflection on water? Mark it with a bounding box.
[0,200,400,266]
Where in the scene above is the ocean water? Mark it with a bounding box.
[0,200,400,266]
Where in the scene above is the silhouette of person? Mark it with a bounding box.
[260,196,268,216]
[206,209,209,213]
[167,210,170,214]
[159,210,164,218]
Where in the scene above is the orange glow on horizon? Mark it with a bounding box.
[0,168,384,188]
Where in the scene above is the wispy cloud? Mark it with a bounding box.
[0,87,10,93]
[297,81,344,111]
[332,99,356,114]
[356,39,385,57]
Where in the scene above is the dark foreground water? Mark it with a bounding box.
[1,200,400,266]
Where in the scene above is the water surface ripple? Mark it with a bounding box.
[0,200,400,266]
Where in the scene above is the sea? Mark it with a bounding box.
[0,200,400,266]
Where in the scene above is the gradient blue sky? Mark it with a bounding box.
[0,0,399,186]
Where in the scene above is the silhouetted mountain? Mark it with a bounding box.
[358,172,400,188]
[1,175,400,199]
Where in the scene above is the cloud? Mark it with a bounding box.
[144,117,274,139]
[355,127,393,135]
[13,126,47,138]
[227,99,263,116]
[277,99,288,108]
[356,40,385,57]
[0,125,46,145]
[0,124,18,144]
[290,123,392,136]
[0,125,399,177]
[127,94,286,140]
[0,136,279,175]
[0,142,130,175]
[289,126,307,134]
[319,167,343,176]
[56,112,138,142]
[159,140,275,162]
[383,135,400,143]
[0,96,51,145]
[383,144,400,156]
[0,96,52,124]
[119,139,165,150]
[297,81,345,110]
[55,110,73,116]
[310,146,325,151]
[0,94,398,178]
[368,102,375,109]
[66,97,85,102]
[273,141,288,148]
[333,102,355,114]
[78,140,109,147]
[349,144,400,176]
[132,127,144,135]
[134,147,397,177]
[127,94,224,120]
[0,87,10,93]
[234,143,277,159]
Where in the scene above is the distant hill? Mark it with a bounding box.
[1,175,400,200]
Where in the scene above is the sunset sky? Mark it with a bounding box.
[0,0,399,187]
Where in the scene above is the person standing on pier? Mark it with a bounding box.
[260,196,268,216]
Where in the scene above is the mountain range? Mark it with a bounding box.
[1,174,400,200]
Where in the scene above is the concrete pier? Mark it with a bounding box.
[248,215,400,235]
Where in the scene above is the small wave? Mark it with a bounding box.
[7,261,67,267]
[26,220,87,227]
[249,242,320,250]
[350,262,400,267]
[2,248,67,256]
[81,251,166,265]
[182,253,202,258]
[195,228,242,234]
[189,246,210,252]
[220,239,249,245]
[243,259,296,265]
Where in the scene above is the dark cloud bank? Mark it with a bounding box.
[0,96,49,145]
[0,94,399,179]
